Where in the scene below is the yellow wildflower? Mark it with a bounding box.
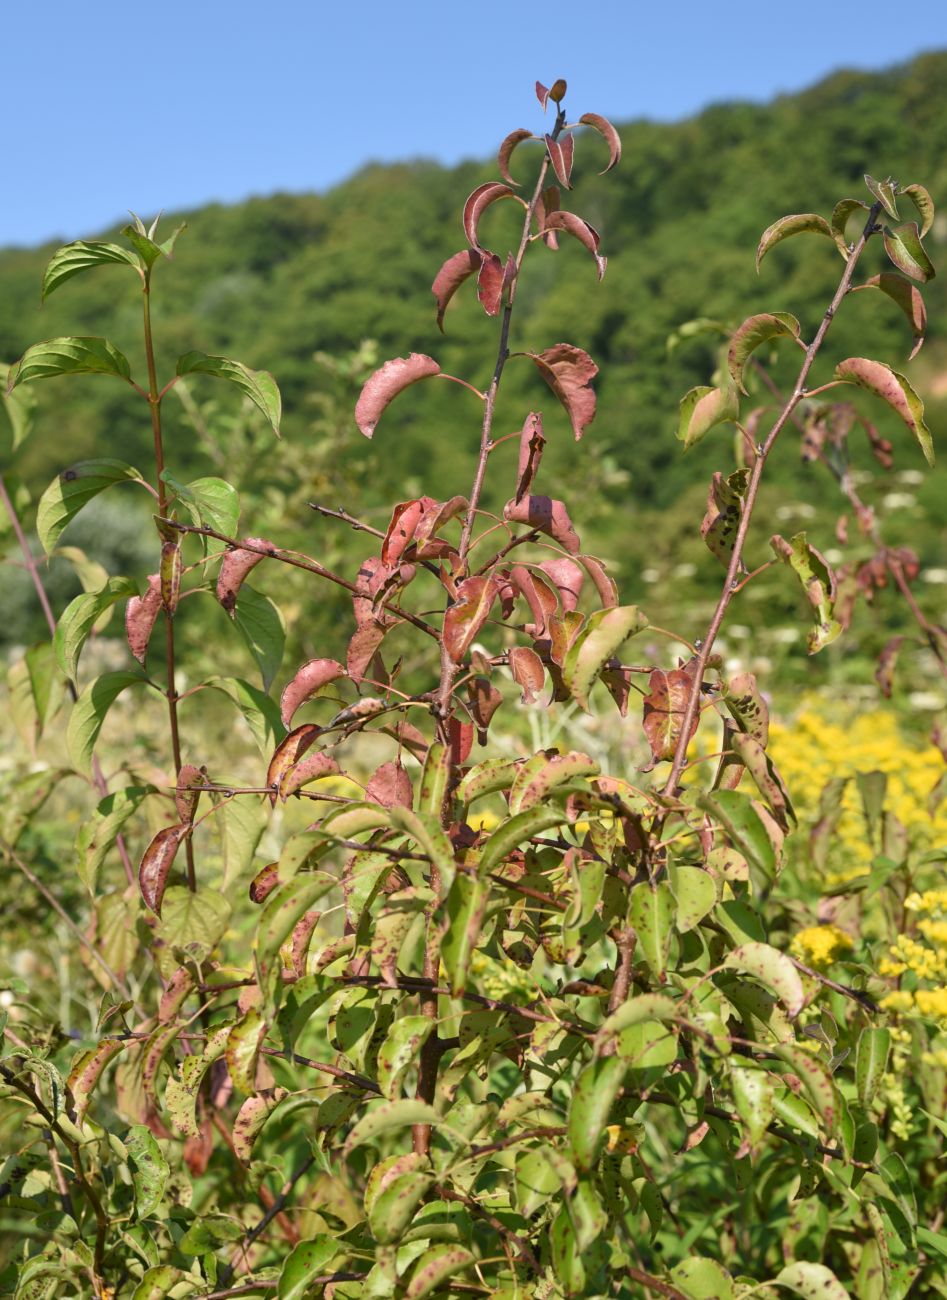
[915,987,947,1020]
[790,924,853,970]
[879,990,915,1013]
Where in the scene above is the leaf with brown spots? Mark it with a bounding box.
[232,1088,288,1162]
[347,620,391,683]
[67,1039,125,1122]
[382,499,424,566]
[226,1006,267,1095]
[265,724,321,805]
[366,761,413,810]
[467,675,503,741]
[279,751,341,801]
[175,764,206,825]
[125,573,161,664]
[443,575,500,663]
[642,661,701,766]
[139,824,191,913]
[700,469,748,569]
[280,658,347,727]
[249,861,281,904]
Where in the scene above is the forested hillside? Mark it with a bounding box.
[2,51,946,654]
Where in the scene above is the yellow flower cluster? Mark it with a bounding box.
[790,924,853,970]
[468,949,536,1003]
[877,888,947,1023]
[768,701,947,887]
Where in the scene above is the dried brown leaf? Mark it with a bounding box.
[139,823,190,913]
[527,343,598,440]
[280,657,347,727]
[443,575,500,663]
[125,573,162,664]
[508,646,545,704]
[642,661,701,767]
[504,494,581,554]
[217,537,276,614]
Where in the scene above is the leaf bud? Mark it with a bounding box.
[549,79,567,103]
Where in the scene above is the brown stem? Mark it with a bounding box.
[789,956,879,1011]
[210,1112,299,1245]
[217,1153,316,1287]
[661,202,882,799]
[887,552,947,679]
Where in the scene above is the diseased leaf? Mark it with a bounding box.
[563,605,648,711]
[266,724,322,802]
[508,563,559,638]
[510,750,598,813]
[67,1038,125,1123]
[722,942,805,1016]
[432,249,481,332]
[216,536,277,614]
[158,541,181,615]
[233,1088,288,1162]
[882,221,936,283]
[853,274,926,359]
[774,1262,851,1300]
[139,824,191,913]
[126,1124,169,1220]
[497,128,534,185]
[355,353,441,438]
[856,1027,891,1107]
[443,574,500,663]
[669,1259,735,1299]
[527,343,598,439]
[226,1006,267,1094]
[678,384,739,450]
[504,493,581,553]
[727,312,801,394]
[36,458,144,554]
[629,881,675,979]
[366,761,413,810]
[477,805,573,880]
[377,1016,434,1099]
[902,182,934,237]
[642,661,700,766]
[382,499,424,566]
[770,532,842,653]
[67,669,148,774]
[7,337,134,389]
[462,182,519,251]
[578,554,617,608]
[729,732,794,829]
[278,1236,342,1300]
[756,213,834,270]
[343,1099,441,1155]
[544,211,606,278]
[670,865,717,933]
[508,645,545,703]
[724,671,769,745]
[701,469,748,569]
[545,133,574,189]
[280,751,341,801]
[125,574,162,664]
[541,557,585,611]
[405,1245,475,1300]
[578,112,621,171]
[255,871,335,1002]
[700,790,779,885]
[176,351,281,434]
[864,173,900,219]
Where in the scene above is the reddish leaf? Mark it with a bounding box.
[642,661,701,767]
[414,495,468,552]
[601,665,632,716]
[535,80,551,109]
[467,676,503,741]
[544,211,606,278]
[449,717,474,765]
[67,1039,125,1123]
[853,273,927,360]
[280,657,347,727]
[875,636,905,699]
[538,186,561,249]
[508,564,559,638]
[539,558,584,612]
[508,646,545,704]
[353,554,394,627]
[279,751,341,801]
[548,611,586,667]
[504,494,581,554]
[355,353,441,439]
[545,133,574,189]
[266,724,322,804]
[159,966,195,1023]
[443,575,500,663]
[139,823,190,913]
[348,620,390,682]
[125,573,161,664]
[291,911,321,979]
[382,499,424,566]
[502,252,517,295]
[515,411,546,502]
[477,252,505,316]
[217,537,276,614]
[432,249,482,332]
[462,182,518,252]
[366,761,413,810]
[175,764,206,825]
[159,541,182,615]
[498,127,535,186]
[383,720,429,761]
[527,344,598,440]
[578,112,622,172]
[578,554,618,608]
[249,861,281,903]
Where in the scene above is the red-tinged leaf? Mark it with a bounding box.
[355,353,441,439]
[902,183,934,238]
[266,724,321,804]
[601,665,632,716]
[756,213,834,271]
[158,966,195,1023]
[727,313,801,394]
[467,676,503,741]
[414,495,467,550]
[853,274,926,360]
[875,635,905,699]
[536,80,551,109]
[833,357,933,467]
[217,537,277,614]
[290,910,321,978]
[831,198,870,254]
[701,469,749,569]
[578,554,617,608]
[382,499,424,566]
[539,557,584,612]
[175,764,206,825]
[498,127,535,186]
[232,1088,288,1162]
[538,186,561,248]
[508,563,559,638]
[348,620,390,683]
[125,573,161,664]
[864,173,900,219]
[462,182,518,252]
[543,211,606,279]
[279,751,341,801]
[545,133,574,189]
[367,761,413,810]
[642,661,701,767]
[353,554,395,627]
[443,575,500,663]
[249,861,280,903]
[504,494,581,554]
[67,1038,125,1122]
[139,823,191,913]
[432,249,482,332]
[477,252,504,316]
[578,112,621,172]
[280,657,347,727]
[883,221,936,283]
[678,385,740,450]
[159,540,181,614]
[508,646,545,703]
[449,717,474,765]
[549,610,586,667]
[501,251,517,295]
[515,411,546,502]
[527,344,598,440]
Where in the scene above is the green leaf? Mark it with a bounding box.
[440,874,488,996]
[864,173,900,219]
[177,350,281,434]
[730,1064,774,1147]
[727,312,801,394]
[255,870,335,1003]
[216,788,268,888]
[729,732,795,830]
[387,805,456,899]
[278,1236,342,1300]
[476,805,573,879]
[457,757,519,804]
[852,274,926,360]
[677,384,739,451]
[0,363,37,449]
[417,741,449,817]
[595,994,678,1048]
[232,585,286,691]
[204,675,284,755]
[76,785,153,893]
[36,459,145,553]
[54,576,138,681]
[629,881,674,979]
[568,1057,626,1171]
[774,1045,838,1134]
[377,1015,434,1099]
[774,1261,850,1299]
[669,864,717,933]
[158,887,231,957]
[41,241,140,300]
[562,604,648,709]
[7,337,134,389]
[226,1006,267,1094]
[122,222,186,269]
[756,212,834,270]
[405,1245,475,1300]
[883,221,936,282]
[902,183,934,237]
[834,356,933,467]
[126,1124,169,1221]
[769,532,841,653]
[700,791,778,884]
[669,1257,735,1299]
[722,942,805,1016]
[368,1170,434,1245]
[855,1026,891,1108]
[66,669,148,774]
[515,1146,563,1217]
[161,473,240,538]
[831,198,871,253]
[343,1099,442,1155]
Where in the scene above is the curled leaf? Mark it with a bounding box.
[462,182,518,252]
[347,620,390,683]
[217,537,277,614]
[833,357,933,467]
[540,557,585,612]
[233,1088,288,1162]
[544,133,574,189]
[515,411,546,502]
[678,385,739,450]
[508,646,545,704]
[355,354,441,438]
[414,494,468,551]
[642,661,701,766]
[831,198,870,254]
[278,750,341,802]
[701,469,748,569]
[159,541,181,615]
[526,344,598,440]
[563,605,648,711]
[902,182,934,237]
[477,252,505,316]
[578,112,621,171]
[432,249,481,332]
[727,313,801,394]
[266,724,322,803]
[543,211,606,278]
[443,575,500,663]
[723,942,805,1016]
[504,494,581,554]
[497,128,534,185]
[125,574,162,664]
[882,221,936,283]
[67,1039,125,1123]
[249,861,281,903]
[139,824,190,913]
[756,213,834,271]
[535,80,551,109]
[864,173,899,220]
[175,764,205,825]
[853,274,926,359]
[382,499,424,566]
[280,658,347,727]
[508,564,559,638]
[770,532,842,653]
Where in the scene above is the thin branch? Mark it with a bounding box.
[217,1154,317,1287]
[789,956,879,1012]
[308,502,384,537]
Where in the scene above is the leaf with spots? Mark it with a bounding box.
[722,942,805,1017]
[700,469,748,569]
[504,493,581,553]
[126,1124,169,1220]
[563,605,648,711]
[443,574,500,663]
[277,1236,343,1300]
[902,182,934,237]
[232,1087,288,1161]
[125,573,162,664]
[629,881,674,979]
[641,660,700,766]
[773,1262,850,1300]
[770,532,842,652]
[67,1039,125,1123]
[526,344,598,440]
[568,1057,626,1171]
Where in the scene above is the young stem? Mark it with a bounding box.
[142,271,194,889]
[660,202,882,799]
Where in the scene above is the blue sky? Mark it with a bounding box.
[5,0,946,248]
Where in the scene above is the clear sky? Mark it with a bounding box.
[4,0,946,249]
